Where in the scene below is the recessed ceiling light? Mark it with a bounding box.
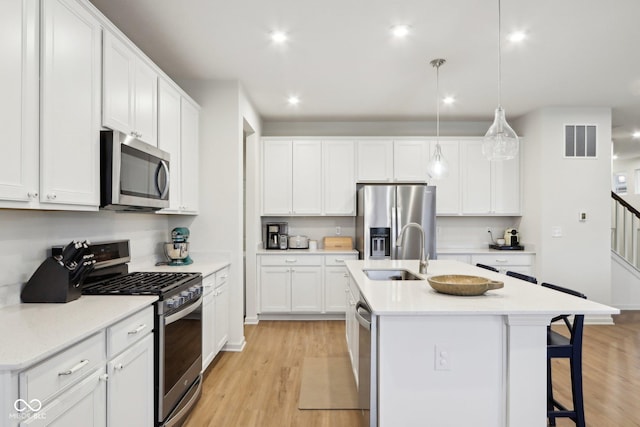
[442,96,455,105]
[507,31,527,43]
[390,24,410,38]
[287,96,300,105]
[270,31,288,44]
[632,131,640,139]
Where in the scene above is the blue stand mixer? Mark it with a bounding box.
[164,227,193,265]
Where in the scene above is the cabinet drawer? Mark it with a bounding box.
[471,254,534,266]
[260,255,322,266]
[324,254,357,266]
[203,273,216,291]
[215,266,230,287]
[20,332,105,404]
[107,306,154,358]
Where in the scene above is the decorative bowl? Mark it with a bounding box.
[427,274,504,296]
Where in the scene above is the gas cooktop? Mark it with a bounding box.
[82,271,201,296]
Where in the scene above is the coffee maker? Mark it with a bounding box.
[265,223,288,250]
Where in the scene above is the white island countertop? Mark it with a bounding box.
[346,259,619,317]
[0,295,158,370]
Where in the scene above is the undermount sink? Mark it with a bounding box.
[363,269,424,281]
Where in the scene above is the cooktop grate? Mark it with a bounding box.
[82,271,201,295]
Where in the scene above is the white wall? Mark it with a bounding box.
[263,120,489,137]
[176,79,262,347]
[0,210,169,308]
[514,107,612,304]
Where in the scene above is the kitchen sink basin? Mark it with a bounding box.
[363,269,423,281]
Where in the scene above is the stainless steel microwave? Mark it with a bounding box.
[100,130,170,212]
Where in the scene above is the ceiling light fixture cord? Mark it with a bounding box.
[498,0,502,108]
[427,58,449,179]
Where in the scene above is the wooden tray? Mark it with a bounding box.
[427,274,504,296]
[323,236,353,250]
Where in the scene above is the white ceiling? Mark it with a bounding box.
[88,0,640,158]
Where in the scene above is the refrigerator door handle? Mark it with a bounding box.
[391,207,397,259]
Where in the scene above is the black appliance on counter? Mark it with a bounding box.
[81,240,203,427]
[265,222,288,249]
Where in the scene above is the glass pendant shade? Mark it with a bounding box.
[427,143,449,179]
[482,106,519,160]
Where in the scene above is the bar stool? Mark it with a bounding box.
[505,270,538,284]
[542,282,587,427]
[476,263,499,272]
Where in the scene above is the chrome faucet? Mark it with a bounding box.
[395,222,428,274]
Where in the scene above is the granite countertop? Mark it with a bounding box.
[345,259,617,317]
[0,295,158,370]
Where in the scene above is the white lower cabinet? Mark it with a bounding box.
[21,368,107,427]
[202,266,230,371]
[107,334,153,427]
[324,254,357,313]
[9,306,154,427]
[344,274,359,385]
[471,253,535,275]
[259,254,335,314]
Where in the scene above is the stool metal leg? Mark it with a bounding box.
[547,358,556,426]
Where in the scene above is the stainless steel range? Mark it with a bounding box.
[79,240,203,427]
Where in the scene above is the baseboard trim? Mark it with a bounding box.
[258,313,346,321]
[244,316,259,325]
[222,338,246,352]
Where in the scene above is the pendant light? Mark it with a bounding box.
[482,0,519,161]
[426,58,449,180]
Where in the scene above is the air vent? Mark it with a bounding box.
[565,125,597,158]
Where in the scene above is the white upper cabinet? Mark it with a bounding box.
[292,140,322,215]
[0,0,39,206]
[393,140,429,182]
[157,80,182,212]
[40,0,101,208]
[461,139,521,215]
[357,140,394,182]
[179,97,200,214]
[263,140,293,215]
[262,139,355,216]
[323,140,356,215]
[429,140,461,215]
[103,30,158,146]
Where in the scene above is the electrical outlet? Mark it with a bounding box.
[336,226,341,235]
[435,344,451,371]
[486,227,491,233]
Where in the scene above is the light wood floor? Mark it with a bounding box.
[184,312,640,427]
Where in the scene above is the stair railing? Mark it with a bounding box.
[611,191,640,269]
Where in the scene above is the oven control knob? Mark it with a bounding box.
[189,286,200,296]
[166,297,178,309]
[181,290,191,300]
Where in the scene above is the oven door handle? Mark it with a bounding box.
[165,296,202,325]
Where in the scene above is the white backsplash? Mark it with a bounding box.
[260,216,521,251]
[261,217,356,249]
[0,209,170,308]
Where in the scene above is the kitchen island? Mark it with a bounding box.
[345,259,619,427]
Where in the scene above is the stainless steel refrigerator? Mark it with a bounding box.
[356,184,436,261]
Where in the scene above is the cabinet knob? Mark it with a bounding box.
[115,363,124,371]
[27,191,38,198]
[99,373,109,382]
[47,193,56,200]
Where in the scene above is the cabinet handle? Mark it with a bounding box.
[58,359,89,376]
[335,258,345,263]
[127,324,147,335]
[495,259,508,263]
[285,259,297,263]
[343,273,349,278]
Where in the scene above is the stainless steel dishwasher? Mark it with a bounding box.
[355,300,377,427]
